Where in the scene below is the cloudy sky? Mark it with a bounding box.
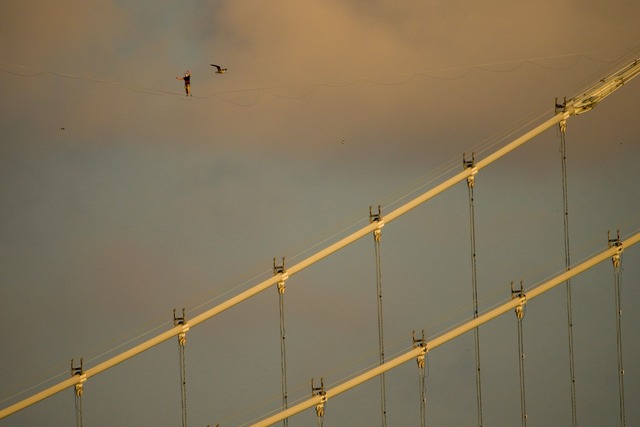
[1,1,639,426]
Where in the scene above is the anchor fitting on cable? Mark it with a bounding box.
[173,308,189,346]
[412,329,428,368]
[511,281,527,320]
[608,230,624,268]
[463,152,478,188]
[70,358,86,397]
[311,377,328,418]
[369,205,384,241]
[273,257,288,294]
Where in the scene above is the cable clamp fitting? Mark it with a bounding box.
[70,358,87,396]
[412,330,427,368]
[511,281,527,320]
[463,152,477,188]
[173,308,189,346]
[311,378,328,418]
[273,257,288,294]
[608,230,624,268]
[369,205,384,241]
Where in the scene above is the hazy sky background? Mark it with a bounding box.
[1,1,640,426]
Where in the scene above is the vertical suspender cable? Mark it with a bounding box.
[179,339,188,427]
[558,116,578,427]
[174,309,189,427]
[465,155,483,427]
[70,359,84,427]
[74,391,83,427]
[517,315,527,427]
[613,253,626,427]
[418,357,427,427]
[279,290,289,427]
[609,232,626,426]
[274,258,289,427]
[512,282,527,427]
[371,206,387,427]
[413,330,428,427]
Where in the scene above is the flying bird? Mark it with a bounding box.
[210,64,228,74]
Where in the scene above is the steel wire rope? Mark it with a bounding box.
[371,212,388,427]
[516,310,527,427]
[173,309,189,427]
[418,356,427,427]
[178,340,188,427]
[412,329,428,427]
[558,117,578,427]
[278,288,289,427]
[612,248,626,426]
[74,383,83,427]
[466,166,484,427]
